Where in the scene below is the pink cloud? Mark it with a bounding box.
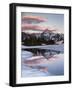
[22,16,47,23]
[21,24,56,32]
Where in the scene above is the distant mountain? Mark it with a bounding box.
[22,31,64,46]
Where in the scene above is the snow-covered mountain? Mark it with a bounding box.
[22,30,64,46]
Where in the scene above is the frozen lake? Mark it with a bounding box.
[21,45,64,77]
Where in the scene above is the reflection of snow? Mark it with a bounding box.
[21,51,33,59]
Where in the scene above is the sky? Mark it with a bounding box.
[21,12,64,33]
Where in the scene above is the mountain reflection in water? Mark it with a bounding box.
[21,46,64,77]
[23,48,63,59]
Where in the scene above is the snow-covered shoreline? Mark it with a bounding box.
[22,44,64,52]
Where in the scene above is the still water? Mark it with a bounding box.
[21,45,64,77]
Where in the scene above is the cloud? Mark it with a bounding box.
[22,24,56,32]
[22,16,47,23]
